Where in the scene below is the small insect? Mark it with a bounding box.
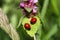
[24,23,31,30]
[30,18,37,24]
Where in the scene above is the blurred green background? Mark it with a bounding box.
[0,0,60,40]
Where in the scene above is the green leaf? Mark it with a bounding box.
[25,7,32,13]
[38,0,49,27]
[51,0,59,16]
[10,14,18,28]
[42,24,58,40]
[22,16,41,37]
[35,24,42,40]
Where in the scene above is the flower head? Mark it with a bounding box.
[20,0,38,16]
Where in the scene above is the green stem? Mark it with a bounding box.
[38,0,49,27]
[41,0,49,19]
[17,15,25,28]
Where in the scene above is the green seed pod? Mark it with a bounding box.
[22,16,41,37]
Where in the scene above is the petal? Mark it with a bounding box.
[20,2,25,8]
[33,0,38,3]
[29,0,33,3]
[33,6,37,13]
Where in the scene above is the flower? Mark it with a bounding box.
[20,1,33,8]
[32,6,37,14]
[20,0,38,15]
[29,0,38,3]
[20,2,25,8]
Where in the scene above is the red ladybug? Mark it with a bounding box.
[30,18,37,24]
[24,23,31,30]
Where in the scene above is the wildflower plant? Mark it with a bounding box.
[20,0,40,36]
[0,0,60,40]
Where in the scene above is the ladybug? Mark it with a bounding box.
[24,23,31,30]
[30,18,37,24]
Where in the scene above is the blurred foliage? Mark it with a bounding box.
[0,28,11,40]
[0,0,60,40]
